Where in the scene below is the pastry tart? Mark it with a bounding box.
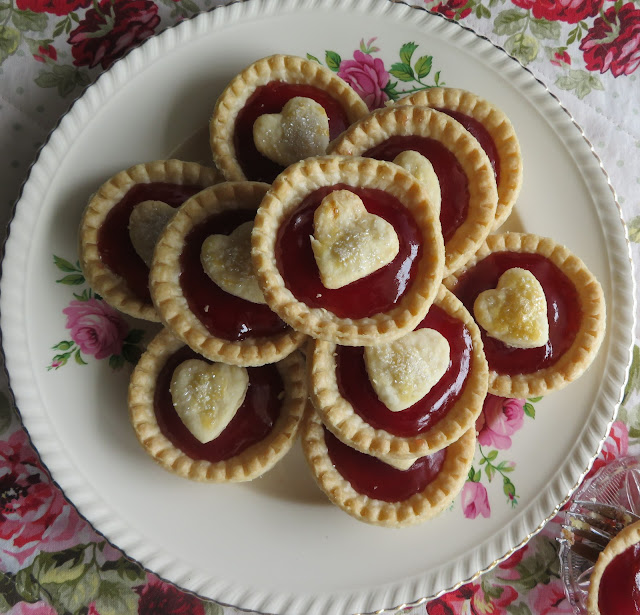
[128,328,307,482]
[301,407,475,527]
[79,160,220,321]
[587,518,640,615]
[309,286,488,461]
[445,232,606,398]
[328,105,498,274]
[394,87,522,230]
[210,54,369,184]
[251,155,445,346]
[150,181,307,366]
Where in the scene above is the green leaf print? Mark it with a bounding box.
[389,62,415,82]
[306,53,321,64]
[325,50,341,71]
[555,69,604,99]
[0,25,20,64]
[523,402,535,418]
[493,9,528,36]
[505,536,560,590]
[53,255,80,273]
[0,393,13,436]
[35,64,90,97]
[623,344,640,406]
[12,9,48,32]
[399,41,418,65]
[414,55,432,79]
[56,273,85,285]
[94,581,139,615]
[505,33,539,65]
[506,603,533,615]
[628,215,640,243]
[55,563,101,613]
[529,17,561,40]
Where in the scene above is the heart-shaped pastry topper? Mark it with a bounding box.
[364,328,450,412]
[253,96,330,167]
[310,190,400,289]
[393,150,441,216]
[474,267,549,349]
[200,221,266,304]
[170,359,249,443]
[128,200,175,267]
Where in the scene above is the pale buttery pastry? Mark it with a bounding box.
[79,160,220,321]
[587,518,640,615]
[309,286,488,463]
[128,328,307,482]
[301,407,476,527]
[444,232,606,398]
[150,181,307,366]
[210,54,369,184]
[394,87,523,230]
[328,105,498,275]
[251,155,445,346]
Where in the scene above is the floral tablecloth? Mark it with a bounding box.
[1,0,639,613]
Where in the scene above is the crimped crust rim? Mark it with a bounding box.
[301,409,476,528]
[309,286,488,458]
[149,181,307,367]
[444,232,606,398]
[328,105,498,274]
[210,54,369,181]
[79,159,220,322]
[251,155,445,346]
[128,328,307,482]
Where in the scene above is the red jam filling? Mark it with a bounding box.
[323,427,446,502]
[598,542,640,615]
[434,108,500,185]
[452,252,582,375]
[234,82,351,183]
[180,209,289,341]
[362,135,469,243]
[336,305,472,437]
[97,182,204,304]
[276,184,422,319]
[154,346,282,462]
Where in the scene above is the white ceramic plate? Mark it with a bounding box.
[1,1,635,614]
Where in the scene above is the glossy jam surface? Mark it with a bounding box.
[97,183,204,304]
[180,209,289,341]
[234,82,351,183]
[363,135,469,242]
[598,543,640,615]
[154,346,283,462]
[435,108,500,185]
[453,252,581,375]
[324,427,446,502]
[336,305,472,437]
[276,184,422,319]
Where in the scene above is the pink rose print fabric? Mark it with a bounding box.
[476,395,525,450]
[16,0,90,16]
[510,0,603,23]
[338,50,389,110]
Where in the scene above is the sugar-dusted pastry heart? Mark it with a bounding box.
[253,96,330,167]
[474,267,549,349]
[364,328,450,412]
[170,359,249,443]
[128,200,175,267]
[393,150,441,216]
[200,221,266,304]
[310,189,400,289]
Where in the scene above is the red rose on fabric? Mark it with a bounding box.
[586,420,629,480]
[580,3,640,77]
[427,582,517,615]
[68,0,160,70]
[33,44,57,63]
[16,0,89,16]
[135,579,206,615]
[551,50,571,67]
[510,0,603,23]
[430,0,472,20]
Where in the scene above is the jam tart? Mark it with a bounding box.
[301,407,475,527]
[210,54,369,184]
[394,87,523,230]
[128,328,307,482]
[309,286,488,462]
[150,181,307,366]
[445,232,606,398]
[251,155,445,346]
[328,104,498,275]
[79,160,220,321]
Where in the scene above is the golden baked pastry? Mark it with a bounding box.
[150,181,307,366]
[251,155,445,346]
[79,160,220,321]
[128,328,307,482]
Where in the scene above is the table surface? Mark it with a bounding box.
[1,0,639,614]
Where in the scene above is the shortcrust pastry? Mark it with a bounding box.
[210,54,369,183]
[309,286,488,461]
[79,160,220,321]
[251,155,445,346]
[301,407,475,527]
[445,232,606,398]
[394,87,522,230]
[128,328,307,482]
[328,105,498,274]
[150,181,307,366]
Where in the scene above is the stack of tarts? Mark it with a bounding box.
[77,54,606,529]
